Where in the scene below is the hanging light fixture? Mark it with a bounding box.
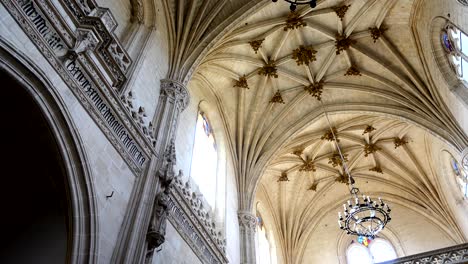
[271,0,317,11]
[318,103,391,239]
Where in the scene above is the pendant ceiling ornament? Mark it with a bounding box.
[322,106,392,239]
[272,0,317,11]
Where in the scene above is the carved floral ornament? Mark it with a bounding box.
[304,80,325,100]
[270,90,285,104]
[248,39,265,54]
[369,26,388,43]
[258,60,279,78]
[335,34,356,55]
[345,65,362,76]
[160,79,190,111]
[292,45,317,65]
[238,211,258,232]
[233,75,249,89]
[332,4,351,20]
[284,11,307,31]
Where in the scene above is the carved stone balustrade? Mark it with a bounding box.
[378,243,468,264]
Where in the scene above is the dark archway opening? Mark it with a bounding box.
[0,70,70,264]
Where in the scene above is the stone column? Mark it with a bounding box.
[111,79,189,264]
[238,211,257,264]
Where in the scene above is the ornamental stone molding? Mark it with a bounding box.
[462,148,468,169]
[378,243,468,264]
[0,0,159,173]
[160,79,190,111]
[238,211,257,234]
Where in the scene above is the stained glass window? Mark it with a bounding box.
[190,112,218,209]
[451,158,468,198]
[347,238,396,264]
[442,24,468,84]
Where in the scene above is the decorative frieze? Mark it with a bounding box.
[378,243,468,264]
[167,172,228,264]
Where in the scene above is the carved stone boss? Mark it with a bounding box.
[1,0,152,173]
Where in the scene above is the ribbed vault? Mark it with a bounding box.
[187,0,468,262]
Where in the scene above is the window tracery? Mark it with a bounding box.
[451,158,468,198]
[346,237,396,264]
[441,24,468,84]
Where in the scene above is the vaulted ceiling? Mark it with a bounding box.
[187,0,468,262]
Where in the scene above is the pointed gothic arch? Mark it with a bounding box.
[0,38,99,264]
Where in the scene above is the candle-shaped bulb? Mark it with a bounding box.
[355,197,359,205]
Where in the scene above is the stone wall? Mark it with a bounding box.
[0,5,136,263]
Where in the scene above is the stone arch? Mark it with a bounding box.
[0,38,99,264]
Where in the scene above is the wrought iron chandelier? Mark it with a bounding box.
[271,0,317,11]
[319,103,391,239]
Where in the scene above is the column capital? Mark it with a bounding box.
[238,211,257,233]
[160,79,190,111]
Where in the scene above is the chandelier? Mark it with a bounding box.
[318,103,391,239]
[272,0,317,11]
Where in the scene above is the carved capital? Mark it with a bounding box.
[238,211,257,234]
[160,79,190,111]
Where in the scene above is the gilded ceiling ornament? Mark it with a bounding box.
[278,172,290,182]
[270,90,285,104]
[293,148,304,156]
[284,11,307,31]
[233,75,249,89]
[394,137,408,149]
[362,125,376,135]
[335,174,354,185]
[308,182,318,191]
[258,60,279,78]
[369,166,383,174]
[304,80,325,100]
[292,45,317,65]
[335,34,356,55]
[332,5,351,21]
[299,157,316,172]
[369,26,388,43]
[363,143,381,157]
[248,39,264,54]
[344,65,362,76]
[329,153,348,167]
[321,127,340,142]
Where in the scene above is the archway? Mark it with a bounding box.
[0,39,98,264]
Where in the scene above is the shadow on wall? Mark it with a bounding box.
[0,70,69,264]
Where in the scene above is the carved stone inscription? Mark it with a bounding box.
[18,0,67,55]
[2,0,148,172]
[65,59,146,166]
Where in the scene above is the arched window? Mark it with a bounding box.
[451,158,468,198]
[256,213,272,264]
[346,237,396,264]
[190,112,218,209]
[441,24,468,84]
